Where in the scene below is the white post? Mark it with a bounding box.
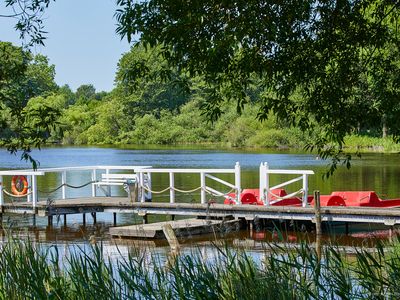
[302,174,309,207]
[259,163,265,204]
[234,162,241,204]
[32,175,37,208]
[0,176,3,206]
[27,176,32,203]
[200,172,206,204]
[91,169,97,197]
[139,172,145,202]
[146,172,152,200]
[265,162,270,206]
[61,171,67,199]
[169,172,175,203]
[106,169,111,196]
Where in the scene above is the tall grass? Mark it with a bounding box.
[1,236,400,299]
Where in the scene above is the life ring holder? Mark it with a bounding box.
[11,175,29,196]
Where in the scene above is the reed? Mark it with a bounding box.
[1,236,400,299]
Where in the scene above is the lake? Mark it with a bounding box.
[1,146,399,251]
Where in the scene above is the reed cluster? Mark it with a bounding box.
[1,237,400,299]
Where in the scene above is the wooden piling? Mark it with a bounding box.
[82,213,86,226]
[63,214,67,226]
[48,216,53,226]
[314,190,322,261]
[91,212,97,224]
[162,223,180,251]
[113,212,117,226]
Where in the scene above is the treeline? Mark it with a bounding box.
[24,44,308,148]
[1,41,394,151]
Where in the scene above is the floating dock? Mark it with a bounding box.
[110,218,243,238]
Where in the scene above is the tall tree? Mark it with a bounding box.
[0,41,60,167]
[115,0,400,174]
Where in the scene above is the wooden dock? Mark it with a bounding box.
[2,197,400,226]
[110,218,243,238]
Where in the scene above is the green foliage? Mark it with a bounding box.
[0,41,60,167]
[115,0,400,171]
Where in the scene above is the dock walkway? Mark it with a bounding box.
[2,197,400,226]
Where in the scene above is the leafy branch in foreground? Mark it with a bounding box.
[115,0,400,171]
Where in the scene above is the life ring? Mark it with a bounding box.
[11,175,29,196]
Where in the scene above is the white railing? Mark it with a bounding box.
[135,162,241,204]
[259,162,314,207]
[0,162,315,209]
[0,166,151,209]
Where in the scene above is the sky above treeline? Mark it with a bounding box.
[0,0,131,92]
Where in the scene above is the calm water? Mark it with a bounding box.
[1,146,400,252]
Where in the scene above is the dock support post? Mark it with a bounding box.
[91,212,97,224]
[314,190,322,261]
[32,214,36,227]
[389,226,394,241]
[83,213,86,226]
[64,214,67,226]
[48,216,53,226]
[143,214,148,224]
[345,223,349,235]
[162,224,180,251]
[113,213,117,226]
[171,215,175,221]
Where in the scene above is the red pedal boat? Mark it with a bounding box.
[224,189,400,208]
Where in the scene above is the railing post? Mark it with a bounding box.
[27,176,32,203]
[146,172,152,200]
[139,172,145,202]
[61,171,67,199]
[302,174,309,207]
[235,162,241,204]
[32,175,37,208]
[200,172,206,204]
[0,176,3,206]
[91,169,97,197]
[169,172,175,203]
[106,169,111,196]
[265,162,270,206]
[259,163,265,205]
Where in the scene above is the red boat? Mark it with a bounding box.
[224,189,400,208]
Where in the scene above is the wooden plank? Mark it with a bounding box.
[110,218,242,239]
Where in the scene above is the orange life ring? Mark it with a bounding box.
[11,175,28,196]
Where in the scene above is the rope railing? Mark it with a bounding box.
[268,188,304,203]
[140,184,237,200]
[38,181,97,194]
[3,189,34,198]
[205,187,237,198]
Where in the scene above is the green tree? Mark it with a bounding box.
[115,44,190,118]
[115,0,400,174]
[0,41,60,167]
[75,84,96,104]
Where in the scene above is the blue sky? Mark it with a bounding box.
[0,0,131,92]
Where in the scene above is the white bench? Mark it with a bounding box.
[94,173,138,186]
[94,173,151,201]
